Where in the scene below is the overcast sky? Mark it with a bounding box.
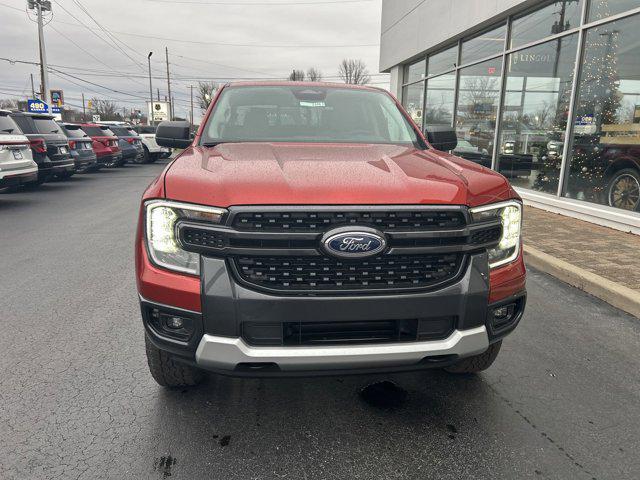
[0,0,387,121]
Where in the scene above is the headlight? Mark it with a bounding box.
[145,200,226,275]
[470,200,522,269]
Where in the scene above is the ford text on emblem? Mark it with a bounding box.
[322,228,387,259]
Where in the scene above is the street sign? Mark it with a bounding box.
[148,101,169,122]
[92,115,101,123]
[50,90,64,107]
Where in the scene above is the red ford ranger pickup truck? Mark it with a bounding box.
[136,82,526,388]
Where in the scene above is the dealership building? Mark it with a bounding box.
[380,0,640,233]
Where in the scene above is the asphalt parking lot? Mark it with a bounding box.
[1,161,639,480]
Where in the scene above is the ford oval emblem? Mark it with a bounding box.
[322,228,387,259]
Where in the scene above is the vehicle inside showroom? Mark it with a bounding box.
[383,0,640,230]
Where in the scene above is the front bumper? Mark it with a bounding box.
[195,326,488,374]
[140,250,526,376]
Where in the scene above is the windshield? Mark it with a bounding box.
[0,115,20,134]
[201,85,422,146]
[33,117,61,134]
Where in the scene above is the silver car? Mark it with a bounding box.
[0,110,38,190]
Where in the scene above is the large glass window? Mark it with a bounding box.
[424,73,456,126]
[565,14,640,212]
[588,0,639,21]
[498,34,579,194]
[510,0,583,48]
[402,81,425,126]
[454,58,503,166]
[428,45,458,76]
[404,58,426,84]
[461,24,506,65]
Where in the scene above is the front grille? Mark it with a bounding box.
[232,253,463,293]
[241,317,456,346]
[182,227,226,249]
[470,226,502,245]
[232,209,465,232]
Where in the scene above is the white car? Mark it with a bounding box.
[0,110,38,190]
[134,125,171,162]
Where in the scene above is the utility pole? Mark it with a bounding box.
[147,52,153,126]
[165,47,173,120]
[28,0,51,105]
[30,73,36,98]
[81,92,86,121]
[157,88,160,102]
[189,85,194,132]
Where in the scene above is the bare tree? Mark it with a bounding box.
[90,98,119,120]
[0,99,18,110]
[197,81,218,111]
[288,69,306,81]
[306,68,323,82]
[337,59,371,85]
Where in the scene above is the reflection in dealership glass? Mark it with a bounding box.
[565,14,640,212]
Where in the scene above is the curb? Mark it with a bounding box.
[523,245,640,319]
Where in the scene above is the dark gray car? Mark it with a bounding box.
[107,126,144,164]
[9,112,74,183]
[58,123,98,173]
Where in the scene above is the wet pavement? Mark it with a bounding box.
[1,161,639,479]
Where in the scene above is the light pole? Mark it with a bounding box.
[147,51,154,126]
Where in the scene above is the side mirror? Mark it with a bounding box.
[156,120,192,149]
[424,125,457,152]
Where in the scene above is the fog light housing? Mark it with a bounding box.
[149,307,194,341]
[165,316,185,330]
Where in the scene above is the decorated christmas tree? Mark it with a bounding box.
[568,0,622,200]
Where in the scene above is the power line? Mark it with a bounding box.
[140,0,372,5]
[71,0,146,70]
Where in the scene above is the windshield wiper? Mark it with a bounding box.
[1,128,13,133]
[202,141,226,147]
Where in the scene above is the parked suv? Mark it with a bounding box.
[106,125,144,164]
[57,123,98,173]
[0,110,38,189]
[79,124,122,168]
[9,111,74,184]
[137,82,526,387]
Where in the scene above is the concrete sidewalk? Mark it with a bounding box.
[522,206,640,318]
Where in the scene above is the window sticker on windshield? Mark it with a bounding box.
[299,101,325,107]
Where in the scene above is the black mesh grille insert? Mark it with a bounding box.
[232,210,465,232]
[182,227,225,249]
[470,226,502,245]
[232,254,462,292]
[241,317,456,346]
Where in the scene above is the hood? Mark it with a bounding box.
[163,143,515,208]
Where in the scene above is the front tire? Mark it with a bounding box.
[145,334,204,387]
[607,168,640,211]
[444,340,502,374]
